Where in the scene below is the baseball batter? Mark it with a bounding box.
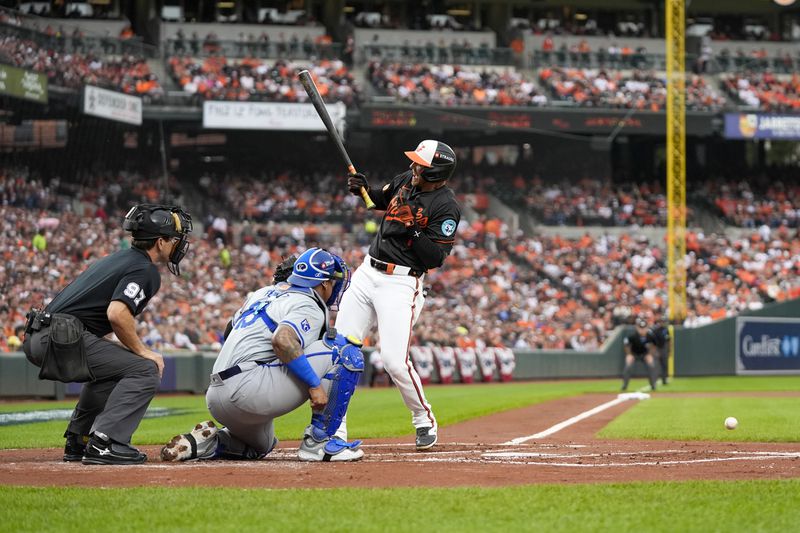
[161,248,365,462]
[338,140,461,450]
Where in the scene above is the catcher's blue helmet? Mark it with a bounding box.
[288,248,351,309]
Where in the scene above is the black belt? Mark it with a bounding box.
[216,361,269,381]
[217,365,244,381]
[369,257,424,278]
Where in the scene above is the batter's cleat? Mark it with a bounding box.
[63,432,88,462]
[160,420,219,462]
[298,434,364,462]
[81,436,147,465]
[415,427,438,451]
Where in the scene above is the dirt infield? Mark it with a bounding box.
[1,393,799,488]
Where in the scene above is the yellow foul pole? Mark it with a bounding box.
[666,0,687,326]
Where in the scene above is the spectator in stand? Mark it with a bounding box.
[169,57,359,105]
[369,62,548,106]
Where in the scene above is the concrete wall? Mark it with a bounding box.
[674,298,800,376]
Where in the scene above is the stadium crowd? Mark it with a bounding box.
[0,34,161,99]
[722,71,800,112]
[168,57,359,104]
[368,62,548,106]
[703,177,800,229]
[539,67,726,111]
[2,165,799,354]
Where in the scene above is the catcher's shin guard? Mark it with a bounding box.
[311,336,364,437]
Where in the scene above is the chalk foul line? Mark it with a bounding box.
[503,393,650,445]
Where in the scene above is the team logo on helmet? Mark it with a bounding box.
[296,262,308,272]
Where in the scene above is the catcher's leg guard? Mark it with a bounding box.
[311,341,364,438]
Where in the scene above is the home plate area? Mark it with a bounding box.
[264,441,800,468]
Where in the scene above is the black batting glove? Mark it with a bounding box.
[347,172,369,196]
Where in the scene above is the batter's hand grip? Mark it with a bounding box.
[348,164,376,209]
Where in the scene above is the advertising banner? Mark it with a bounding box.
[736,317,800,374]
[83,85,142,126]
[724,113,800,140]
[0,63,47,103]
[203,101,346,132]
[361,105,714,136]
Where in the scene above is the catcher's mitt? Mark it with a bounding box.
[273,255,298,283]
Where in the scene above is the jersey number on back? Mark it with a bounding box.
[233,290,280,332]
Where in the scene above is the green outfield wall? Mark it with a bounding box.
[2,298,797,398]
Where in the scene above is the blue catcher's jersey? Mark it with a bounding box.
[212,284,328,372]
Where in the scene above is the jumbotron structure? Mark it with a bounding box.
[666,0,687,325]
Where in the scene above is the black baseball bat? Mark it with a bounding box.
[298,69,374,209]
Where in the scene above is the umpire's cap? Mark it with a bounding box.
[404,140,456,182]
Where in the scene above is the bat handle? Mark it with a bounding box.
[347,164,376,209]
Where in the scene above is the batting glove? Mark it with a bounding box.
[347,173,369,196]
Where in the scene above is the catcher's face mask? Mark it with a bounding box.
[326,255,351,311]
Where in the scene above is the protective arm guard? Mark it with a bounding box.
[310,334,364,438]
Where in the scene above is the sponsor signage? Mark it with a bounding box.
[724,113,800,140]
[0,63,47,103]
[736,317,800,374]
[362,105,714,135]
[83,85,142,126]
[203,101,346,132]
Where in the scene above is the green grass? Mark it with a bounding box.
[3,375,800,449]
[2,481,799,533]
[600,397,800,442]
[0,380,614,449]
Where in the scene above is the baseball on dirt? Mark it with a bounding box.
[724,417,738,430]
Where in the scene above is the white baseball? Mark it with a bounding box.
[724,417,738,430]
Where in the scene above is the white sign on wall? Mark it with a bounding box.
[202,101,346,133]
[83,85,142,126]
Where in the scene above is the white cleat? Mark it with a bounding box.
[297,435,364,462]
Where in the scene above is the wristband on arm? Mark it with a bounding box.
[286,355,322,388]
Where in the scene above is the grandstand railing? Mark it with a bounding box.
[164,38,341,60]
[531,50,694,71]
[0,20,159,58]
[532,49,798,74]
[358,45,517,67]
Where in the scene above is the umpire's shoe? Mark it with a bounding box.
[63,432,89,462]
[415,427,438,451]
[82,433,147,465]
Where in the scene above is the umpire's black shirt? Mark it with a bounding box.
[369,170,461,272]
[46,247,161,337]
[624,331,656,357]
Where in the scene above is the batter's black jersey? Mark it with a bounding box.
[368,170,461,272]
[46,247,161,337]
[624,332,656,357]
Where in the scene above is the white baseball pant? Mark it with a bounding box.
[335,256,436,436]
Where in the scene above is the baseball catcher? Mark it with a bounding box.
[162,248,364,462]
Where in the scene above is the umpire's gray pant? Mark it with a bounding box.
[24,328,160,445]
